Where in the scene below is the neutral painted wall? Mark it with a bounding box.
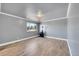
[42,19,67,39]
[0,14,38,44]
[68,3,79,56]
[0,3,1,11]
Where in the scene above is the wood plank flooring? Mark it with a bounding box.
[0,37,70,56]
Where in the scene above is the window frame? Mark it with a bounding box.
[26,22,37,32]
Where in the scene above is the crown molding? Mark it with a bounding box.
[0,12,25,20]
[67,3,71,17]
[42,17,67,23]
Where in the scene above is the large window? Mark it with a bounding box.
[26,22,37,32]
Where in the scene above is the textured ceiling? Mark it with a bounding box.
[1,3,68,22]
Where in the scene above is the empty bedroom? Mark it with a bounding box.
[0,3,79,56]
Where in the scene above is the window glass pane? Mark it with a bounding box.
[26,22,37,32]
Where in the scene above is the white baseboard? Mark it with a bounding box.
[66,40,72,56]
[45,36,67,41]
[46,36,72,56]
[0,35,38,46]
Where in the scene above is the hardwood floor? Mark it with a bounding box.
[0,37,70,56]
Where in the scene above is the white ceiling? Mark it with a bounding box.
[1,3,68,22]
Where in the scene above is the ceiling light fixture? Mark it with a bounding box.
[36,10,44,22]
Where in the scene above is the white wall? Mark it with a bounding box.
[0,3,39,44]
[0,13,38,44]
[42,19,67,39]
[68,3,79,56]
[0,3,1,11]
